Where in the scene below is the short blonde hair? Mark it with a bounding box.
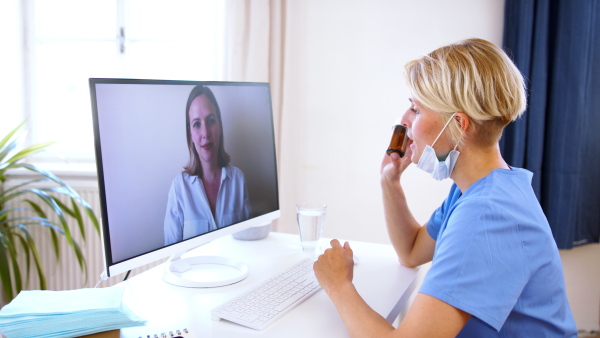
[404,38,527,146]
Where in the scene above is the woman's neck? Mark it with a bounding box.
[201,161,222,182]
[201,162,222,218]
[451,142,509,192]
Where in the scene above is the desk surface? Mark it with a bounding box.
[117,232,419,338]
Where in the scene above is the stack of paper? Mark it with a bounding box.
[0,287,146,338]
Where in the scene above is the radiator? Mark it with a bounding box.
[3,173,165,305]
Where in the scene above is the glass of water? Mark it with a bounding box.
[296,202,327,256]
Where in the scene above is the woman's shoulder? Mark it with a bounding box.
[462,168,533,199]
[224,165,246,179]
[172,172,197,186]
[453,167,546,230]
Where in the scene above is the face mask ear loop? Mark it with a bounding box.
[452,117,467,152]
[431,112,457,147]
[452,134,462,151]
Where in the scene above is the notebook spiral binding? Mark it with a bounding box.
[139,328,196,338]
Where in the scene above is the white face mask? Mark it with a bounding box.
[416,113,460,181]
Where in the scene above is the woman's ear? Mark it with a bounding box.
[454,112,470,133]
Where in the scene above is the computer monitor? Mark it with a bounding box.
[89,79,279,287]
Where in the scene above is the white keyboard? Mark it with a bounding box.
[211,258,322,330]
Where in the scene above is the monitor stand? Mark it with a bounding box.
[162,250,249,288]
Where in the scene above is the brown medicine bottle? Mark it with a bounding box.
[386,121,409,157]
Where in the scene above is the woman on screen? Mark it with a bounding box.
[164,85,251,245]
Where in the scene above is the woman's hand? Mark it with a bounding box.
[380,140,414,185]
[313,240,354,296]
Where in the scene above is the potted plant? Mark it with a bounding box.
[0,122,99,302]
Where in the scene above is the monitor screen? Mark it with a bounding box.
[89,79,279,283]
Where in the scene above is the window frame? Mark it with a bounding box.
[18,0,226,174]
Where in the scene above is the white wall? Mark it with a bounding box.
[273,0,599,331]
[276,0,504,242]
[561,244,600,331]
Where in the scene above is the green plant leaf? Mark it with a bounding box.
[0,122,100,301]
[0,122,27,171]
[46,188,100,237]
[7,241,22,295]
[15,234,32,289]
[0,188,36,206]
[3,188,76,259]
[48,196,75,218]
[84,206,100,236]
[18,163,78,195]
[22,199,48,218]
[49,226,60,262]
[4,142,55,166]
[29,189,72,241]
[72,240,88,284]
[0,234,14,301]
[0,140,18,172]
[1,163,78,199]
[0,216,62,232]
[0,122,26,150]
[0,206,31,220]
[19,225,46,290]
[70,198,86,241]
[2,177,50,196]
[27,198,64,260]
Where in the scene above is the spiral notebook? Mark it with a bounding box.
[135,328,196,338]
[82,327,196,338]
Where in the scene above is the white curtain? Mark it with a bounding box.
[222,0,289,231]
[222,0,285,141]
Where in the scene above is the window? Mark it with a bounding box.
[23,0,225,164]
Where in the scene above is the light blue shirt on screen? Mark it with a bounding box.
[422,168,577,337]
[164,165,251,245]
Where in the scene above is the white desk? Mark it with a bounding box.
[117,232,420,338]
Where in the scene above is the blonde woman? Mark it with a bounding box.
[314,39,576,337]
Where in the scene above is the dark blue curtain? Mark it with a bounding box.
[501,0,600,249]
